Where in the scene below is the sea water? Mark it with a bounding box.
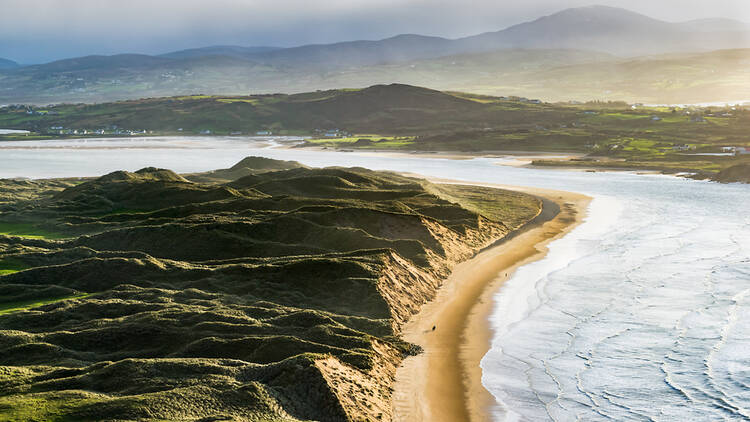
[1,137,749,420]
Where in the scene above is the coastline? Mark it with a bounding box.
[392,181,591,422]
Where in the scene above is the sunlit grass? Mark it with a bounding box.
[305,135,415,148]
[0,294,91,316]
[216,98,259,104]
[174,95,214,100]
[0,223,67,240]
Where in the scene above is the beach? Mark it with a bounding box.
[392,182,590,422]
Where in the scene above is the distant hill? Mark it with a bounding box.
[21,54,171,73]
[676,18,749,32]
[230,6,750,67]
[713,163,750,183]
[1,5,749,104]
[243,34,456,69]
[159,45,280,59]
[457,6,750,57]
[0,58,18,70]
[329,48,750,104]
[0,84,521,135]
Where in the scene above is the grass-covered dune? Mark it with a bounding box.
[0,157,540,421]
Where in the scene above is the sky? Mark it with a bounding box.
[1,0,749,64]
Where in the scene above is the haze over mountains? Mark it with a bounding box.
[1,5,749,104]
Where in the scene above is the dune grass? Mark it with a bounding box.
[0,391,104,422]
[0,222,67,240]
[0,294,90,316]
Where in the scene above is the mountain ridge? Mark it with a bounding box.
[1,5,749,104]
[0,58,19,70]
[6,4,743,70]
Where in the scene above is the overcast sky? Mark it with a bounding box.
[2,0,749,64]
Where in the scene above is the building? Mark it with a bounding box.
[736,147,750,155]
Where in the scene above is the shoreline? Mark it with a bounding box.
[392,180,591,422]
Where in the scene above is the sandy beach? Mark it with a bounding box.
[392,181,590,422]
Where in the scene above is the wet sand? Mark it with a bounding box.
[392,181,590,422]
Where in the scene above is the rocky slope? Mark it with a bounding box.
[0,157,540,421]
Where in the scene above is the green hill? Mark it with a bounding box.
[712,163,750,183]
[0,83,579,136]
[0,157,541,421]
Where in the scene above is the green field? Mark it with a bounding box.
[304,135,415,149]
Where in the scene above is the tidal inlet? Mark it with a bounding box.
[1,1,750,421]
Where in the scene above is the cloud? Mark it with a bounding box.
[1,0,748,63]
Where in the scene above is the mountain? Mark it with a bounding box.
[236,6,750,67]
[243,34,455,68]
[159,45,280,59]
[227,6,750,68]
[1,6,749,104]
[329,48,750,103]
[458,6,750,57]
[21,54,172,73]
[0,58,18,70]
[677,18,749,32]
